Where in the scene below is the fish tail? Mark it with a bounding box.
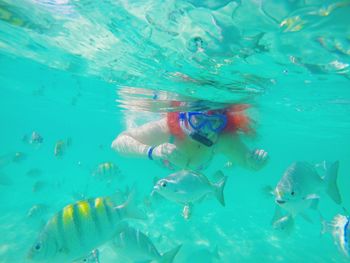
[159,244,182,263]
[320,212,348,236]
[271,205,283,225]
[320,215,332,235]
[213,175,228,207]
[116,189,147,220]
[324,161,342,204]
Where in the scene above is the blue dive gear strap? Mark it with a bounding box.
[344,217,349,246]
[147,146,155,160]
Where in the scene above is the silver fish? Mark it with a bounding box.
[112,226,181,263]
[12,151,27,162]
[26,169,43,178]
[30,131,44,144]
[32,181,47,193]
[0,152,26,167]
[27,204,49,219]
[272,215,295,236]
[153,170,227,207]
[273,161,341,219]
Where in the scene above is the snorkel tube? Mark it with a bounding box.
[179,112,227,147]
[189,132,214,147]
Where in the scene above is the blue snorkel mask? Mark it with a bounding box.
[179,111,227,147]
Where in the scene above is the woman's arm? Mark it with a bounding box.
[217,133,268,171]
[111,118,170,158]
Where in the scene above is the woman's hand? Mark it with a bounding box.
[246,149,269,170]
[152,143,187,169]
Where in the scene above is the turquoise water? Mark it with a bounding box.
[1,0,350,262]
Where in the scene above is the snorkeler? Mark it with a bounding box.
[112,104,268,171]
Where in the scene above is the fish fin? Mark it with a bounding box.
[261,185,274,198]
[153,176,161,185]
[159,244,182,263]
[65,137,72,147]
[72,249,99,263]
[310,198,319,210]
[175,189,187,195]
[182,203,193,220]
[150,189,163,202]
[58,246,70,255]
[212,170,225,182]
[300,212,313,223]
[318,213,347,236]
[212,245,220,260]
[319,213,331,235]
[111,234,123,249]
[272,215,295,235]
[71,256,86,263]
[114,221,129,235]
[324,161,342,204]
[124,185,131,196]
[116,189,147,220]
[92,248,100,263]
[110,189,127,206]
[213,176,228,207]
[197,194,208,203]
[271,205,283,225]
[320,221,331,236]
[284,216,295,235]
[304,194,319,200]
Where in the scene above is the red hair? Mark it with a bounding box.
[167,112,186,139]
[223,104,253,134]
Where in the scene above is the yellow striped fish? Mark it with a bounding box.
[27,194,145,262]
[54,140,66,157]
[93,162,121,183]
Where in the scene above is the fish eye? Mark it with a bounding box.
[34,242,41,251]
[291,191,295,196]
[160,181,167,187]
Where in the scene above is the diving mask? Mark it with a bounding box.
[187,111,227,133]
[179,111,227,147]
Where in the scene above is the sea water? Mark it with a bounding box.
[0,0,349,262]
